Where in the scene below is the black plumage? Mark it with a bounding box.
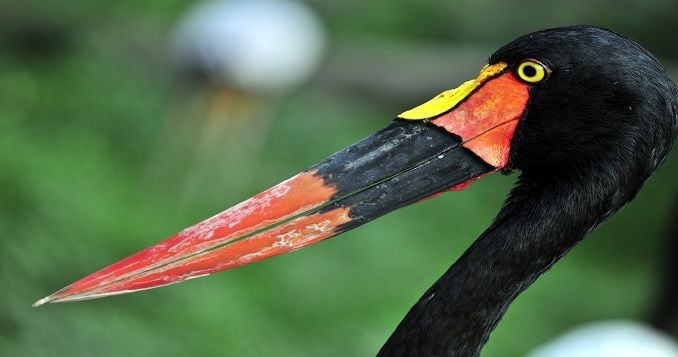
[378,25,677,356]
[33,25,677,357]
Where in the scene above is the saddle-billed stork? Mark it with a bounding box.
[35,26,678,356]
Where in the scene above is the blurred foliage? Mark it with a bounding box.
[1,0,677,356]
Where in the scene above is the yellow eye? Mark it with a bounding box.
[516,60,548,83]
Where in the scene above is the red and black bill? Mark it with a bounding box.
[35,61,530,305]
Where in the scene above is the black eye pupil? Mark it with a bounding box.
[522,65,537,77]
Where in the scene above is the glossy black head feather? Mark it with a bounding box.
[491,26,677,205]
[380,26,677,357]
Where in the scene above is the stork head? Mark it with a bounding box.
[35,26,677,306]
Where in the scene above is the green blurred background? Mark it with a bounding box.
[1,0,677,356]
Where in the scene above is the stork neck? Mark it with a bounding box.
[378,176,616,357]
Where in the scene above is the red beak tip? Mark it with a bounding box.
[32,290,81,307]
[32,292,102,307]
[32,296,54,307]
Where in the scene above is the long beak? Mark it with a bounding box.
[34,62,529,306]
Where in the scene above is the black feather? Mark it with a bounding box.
[378,25,677,357]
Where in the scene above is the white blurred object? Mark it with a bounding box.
[528,320,678,357]
[172,0,326,94]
